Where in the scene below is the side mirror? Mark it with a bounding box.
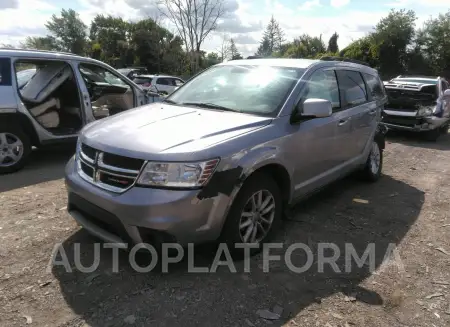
[301,98,332,118]
[444,89,450,97]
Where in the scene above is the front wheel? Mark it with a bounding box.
[220,172,283,256]
[361,141,383,182]
[0,125,31,174]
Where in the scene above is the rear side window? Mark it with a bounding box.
[174,79,184,86]
[336,70,367,108]
[133,77,153,84]
[0,58,12,86]
[363,73,385,101]
[156,78,170,85]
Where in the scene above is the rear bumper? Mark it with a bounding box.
[64,156,231,248]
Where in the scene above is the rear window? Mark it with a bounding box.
[363,73,385,101]
[0,58,12,86]
[133,77,153,84]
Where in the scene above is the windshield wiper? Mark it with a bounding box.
[180,102,240,112]
[162,99,178,104]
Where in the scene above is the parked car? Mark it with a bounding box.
[133,74,185,95]
[116,67,148,80]
[382,75,450,141]
[65,57,387,253]
[0,49,163,173]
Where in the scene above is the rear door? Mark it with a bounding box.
[155,77,171,93]
[335,69,372,162]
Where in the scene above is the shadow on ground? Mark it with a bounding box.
[386,129,450,151]
[52,175,423,327]
[0,146,75,193]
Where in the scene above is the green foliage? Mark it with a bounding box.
[45,9,87,54]
[255,16,285,57]
[21,36,58,51]
[280,34,326,59]
[327,32,339,53]
[229,39,243,60]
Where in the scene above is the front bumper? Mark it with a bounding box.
[64,156,231,247]
[382,109,449,132]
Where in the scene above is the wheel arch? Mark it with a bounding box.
[0,112,39,146]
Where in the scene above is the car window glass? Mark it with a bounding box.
[0,58,12,86]
[134,77,152,84]
[157,78,170,85]
[175,79,184,86]
[363,73,385,101]
[79,64,129,87]
[303,69,340,109]
[441,81,448,92]
[336,70,367,107]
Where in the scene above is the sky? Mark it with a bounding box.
[0,0,449,57]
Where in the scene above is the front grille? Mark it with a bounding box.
[77,142,145,193]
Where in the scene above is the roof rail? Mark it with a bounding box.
[246,55,262,59]
[0,47,82,57]
[319,56,371,67]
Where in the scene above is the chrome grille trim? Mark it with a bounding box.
[76,143,145,193]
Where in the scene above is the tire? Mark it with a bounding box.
[360,140,383,183]
[0,123,31,174]
[219,172,283,257]
[423,128,440,142]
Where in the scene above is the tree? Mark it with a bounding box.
[372,9,417,77]
[45,9,87,54]
[416,11,450,77]
[89,15,130,66]
[327,32,339,53]
[216,33,230,62]
[282,34,325,58]
[21,36,58,51]
[255,16,285,57]
[158,0,226,73]
[229,38,242,60]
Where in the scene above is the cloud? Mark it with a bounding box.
[0,0,19,9]
[298,0,321,11]
[232,34,259,44]
[330,0,350,8]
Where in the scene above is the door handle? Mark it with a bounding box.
[338,118,350,126]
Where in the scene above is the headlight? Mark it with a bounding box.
[416,107,433,116]
[136,159,220,188]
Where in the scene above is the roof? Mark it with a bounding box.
[0,48,103,65]
[219,57,378,75]
[220,58,319,69]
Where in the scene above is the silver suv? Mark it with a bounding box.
[0,49,161,173]
[65,58,387,251]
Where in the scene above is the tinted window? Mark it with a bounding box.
[156,78,170,85]
[134,77,153,84]
[0,58,12,86]
[336,70,367,107]
[303,69,340,109]
[363,73,385,101]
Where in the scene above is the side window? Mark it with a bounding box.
[0,58,12,86]
[441,81,448,92]
[336,70,368,108]
[175,79,184,86]
[79,63,129,87]
[363,73,385,101]
[303,69,340,110]
[156,78,170,85]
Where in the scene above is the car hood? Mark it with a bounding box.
[81,103,272,160]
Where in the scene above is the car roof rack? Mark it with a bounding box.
[319,56,371,67]
[0,48,82,57]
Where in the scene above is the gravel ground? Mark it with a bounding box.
[1,133,449,327]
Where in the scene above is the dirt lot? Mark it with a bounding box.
[1,133,449,327]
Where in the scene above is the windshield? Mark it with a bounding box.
[167,65,305,116]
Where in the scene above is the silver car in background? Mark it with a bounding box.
[65,58,387,253]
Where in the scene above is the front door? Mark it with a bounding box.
[290,68,344,198]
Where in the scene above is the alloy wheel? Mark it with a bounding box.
[0,132,24,167]
[370,142,381,175]
[239,189,276,243]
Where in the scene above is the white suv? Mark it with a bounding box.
[133,74,185,95]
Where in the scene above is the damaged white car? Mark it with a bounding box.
[382,75,450,141]
[0,49,163,173]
